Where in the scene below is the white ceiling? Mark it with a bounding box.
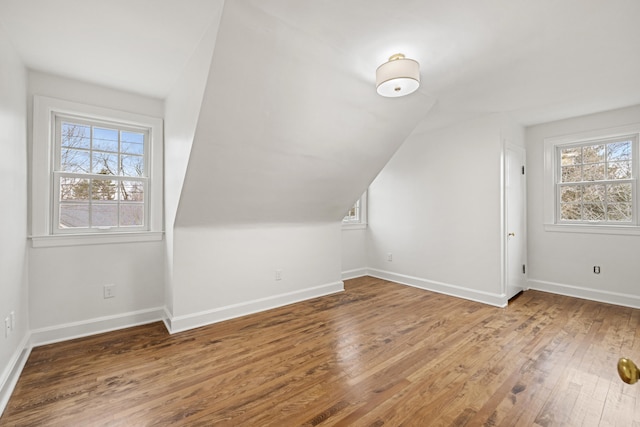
[0,0,223,98]
[1,0,639,125]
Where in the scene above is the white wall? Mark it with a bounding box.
[27,72,165,342]
[170,223,343,332]
[27,71,164,120]
[164,8,223,316]
[0,27,29,413]
[342,228,367,279]
[526,104,640,307]
[365,114,523,306]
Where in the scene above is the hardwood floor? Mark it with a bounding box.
[2,276,640,426]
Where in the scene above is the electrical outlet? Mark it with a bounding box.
[4,317,10,338]
[103,284,116,298]
[275,270,283,281]
[387,253,393,262]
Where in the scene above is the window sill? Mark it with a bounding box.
[30,231,164,248]
[342,223,367,230]
[544,223,640,236]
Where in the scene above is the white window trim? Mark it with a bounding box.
[543,123,640,236]
[342,191,368,230]
[31,95,164,247]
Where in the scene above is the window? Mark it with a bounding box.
[557,136,635,223]
[343,198,361,223]
[54,116,148,233]
[343,191,367,229]
[544,124,640,234]
[31,96,163,246]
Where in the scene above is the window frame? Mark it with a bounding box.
[544,123,640,235]
[342,191,368,230]
[31,96,163,247]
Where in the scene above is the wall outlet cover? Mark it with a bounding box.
[103,284,116,298]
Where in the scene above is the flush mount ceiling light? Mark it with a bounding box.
[376,53,420,97]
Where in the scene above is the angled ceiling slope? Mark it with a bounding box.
[175,1,435,227]
[0,0,220,98]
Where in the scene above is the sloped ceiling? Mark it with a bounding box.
[0,0,220,98]
[174,0,435,226]
[2,0,640,225]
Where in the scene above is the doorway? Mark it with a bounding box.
[505,144,526,300]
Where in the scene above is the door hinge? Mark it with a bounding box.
[522,264,526,274]
[521,165,525,175]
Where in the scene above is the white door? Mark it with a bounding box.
[505,145,526,300]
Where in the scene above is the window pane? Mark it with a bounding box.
[61,148,91,173]
[608,161,632,179]
[92,203,118,227]
[583,163,605,181]
[93,127,119,152]
[607,140,632,161]
[120,181,144,201]
[607,203,632,222]
[61,122,90,149]
[560,147,582,165]
[92,152,118,175]
[560,185,581,203]
[561,165,581,182]
[120,203,144,226]
[120,155,144,177]
[91,179,117,200]
[59,204,89,228]
[60,177,90,200]
[121,131,144,155]
[561,203,581,220]
[582,145,605,164]
[607,183,632,203]
[583,203,605,221]
[583,184,605,203]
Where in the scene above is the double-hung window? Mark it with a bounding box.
[54,116,148,232]
[31,96,163,246]
[544,124,640,234]
[557,136,635,223]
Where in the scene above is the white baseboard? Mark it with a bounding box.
[30,307,164,347]
[162,306,173,332]
[527,279,640,309]
[342,268,368,280]
[166,281,345,334]
[367,268,508,307]
[0,333,32,417]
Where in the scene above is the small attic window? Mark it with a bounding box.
[343,191,367,229]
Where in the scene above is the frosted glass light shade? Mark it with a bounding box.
[376,54,420,97]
